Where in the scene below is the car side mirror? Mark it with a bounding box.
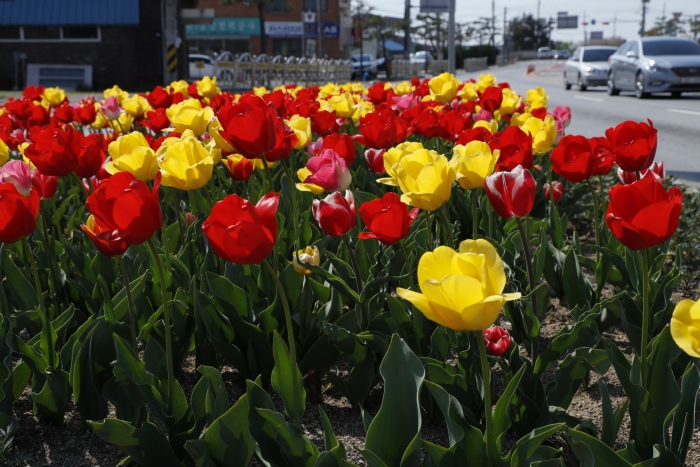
[626,51,638,59]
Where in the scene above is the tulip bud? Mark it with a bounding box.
[0,160,33,197]
[302,149,352,193]
[186,212,196,226]
[100,96,121,121]
[364,149,386,174]
[484,165,536,219]
[0,183,39,244]
[543,181,564,202]
[312,190,356,237]
[293,246,320,275]
[482,326,512,355]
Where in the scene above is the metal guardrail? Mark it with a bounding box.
[391,60,450,79]
[215,52,353,89]
[463,57,489,71]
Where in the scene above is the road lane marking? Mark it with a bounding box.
[667,108,700,117]
[573,95,604,102]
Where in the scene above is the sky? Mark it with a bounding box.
[362,0,697,45]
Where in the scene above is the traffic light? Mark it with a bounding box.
[602,21,609,25]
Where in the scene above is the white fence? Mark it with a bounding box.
[215,53,353,89]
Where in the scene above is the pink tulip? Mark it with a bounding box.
[0,160,33,197]
[391,93,419,112]
[551,106,572,128]
[306,136,324,157]
[303,149,352,192]
[474,108,493,122]
[100,96,121,120]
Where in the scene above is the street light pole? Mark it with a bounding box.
[448,0,455,73]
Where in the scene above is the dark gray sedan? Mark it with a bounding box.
[564,46,617,91]
[607,37,700,98]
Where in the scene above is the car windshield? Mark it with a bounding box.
[352,55,372,62]
[582,49,615,62]
[642,40,700,56]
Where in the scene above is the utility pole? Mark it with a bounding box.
[490,0,495,46]
[583,11,587,46]
[503,7,507,62]
[641,0,647,36]
[536,0,541,48]
[613,12,617,37]
[316,0,324,57]
[404,0,410,59]
[448,0,456,73]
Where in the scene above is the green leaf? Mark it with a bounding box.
[88,419,181,467]
[257,408,320,466]
[503,424,565,467]
[0,315,15,425]
[365,335,425,467]
[562,250,592,315]
[493,365,526,453]
[30,368,70,425]
[1,246,39,311]
[271,331,306,422]
[599,377,629,448]
[565,428,634,467]
[319,406,339,451]
[669,362,700,463]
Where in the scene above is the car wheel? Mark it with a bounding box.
[577,74,587,91]
[564,73,571,90]
[607,72,620,96]
[635,72,649,99]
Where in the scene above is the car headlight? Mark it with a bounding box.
[647,64,670,73]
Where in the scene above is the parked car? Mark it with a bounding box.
[189,54,215,79]
[607,36,700,98]
[351,54,377,80]
[553,49,570,60]
[537,47,553,59]
[564,46,617,91]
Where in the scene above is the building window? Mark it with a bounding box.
[266,0,287,14]
[273,39,302,57]
[302,0,328,13]
[0,26,101,42]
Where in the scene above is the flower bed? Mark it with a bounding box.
[0,74,698,467]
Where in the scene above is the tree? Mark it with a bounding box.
[413,13,448,59]
[507,13,551,51]
[554,41,575,53]
[687,15,700,40]
[646,14,685,36]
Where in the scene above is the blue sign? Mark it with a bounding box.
[306,22,339,38]
[265,21,339,39]
[186,17,260,36]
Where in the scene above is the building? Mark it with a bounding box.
[0,0,164,90]
[188,0,353,59]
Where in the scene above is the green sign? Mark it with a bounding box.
[185,17,260,36]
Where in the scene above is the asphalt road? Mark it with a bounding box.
[457,61,700,186]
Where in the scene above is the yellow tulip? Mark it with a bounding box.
[318,82,338,98]
[19,143,30,158]
[499,88,520,115]
[122,94,150,117]
[397,240,520,331]
[197,76,221,98]
[328,93,355,118]
[253,158,276,170]
[42,87,66,107]
[377,141,426,186]
[671,299,700,358]
[393,81,414,96]
[473,119,499,134]
[205,138,222,165]
[351,100,375,123]
[103,85,129,104]
[296,167,325,194]
[169,80,190,96]
[0,138,8,166]
[109,113,134,133]
[341,82,365,93]
[476,73,497,92]
[286,115,311,149]
[510,112,531,128]
[450,141,499,190]
[390,148,455,211]
[107,132,159,181]
[166,99,214,137]
[521,115,557,155]
[208,118,235,153]
[429,72,459,103]
[293,246,321,275]
[157,130,214,191]
[460,82,478,102]
[525,86,548,108]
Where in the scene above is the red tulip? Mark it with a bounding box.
[531,107,547,120]
[0,183,39,244]
[364,149,386,174]
[438,108,472,141]
[457,126,493,146]
[354,109,411,149]
[478,86,503,112]
[605,177,682,251]
[81,215,128,257]
[482,326,511,355]
[74,133,107,179]
[312,190,356,237]
[74,104,97,125]
[53,105,74,124]
[589,137,615,176]
[28,105,50,127]
[222,155,254,181]
[202,192,279,265]
[543,181,564,202]
[311,110,341,136]
[24,126,81,176]
[147,86,173,109]
[358,192,420,245]
[144,108,171,133]
[23,85,44,101]
[605,119,657,172]
[617,161,665,185]
[490,125,533,172]
[550,135,596,183]
[31,170,58,199]
[320,133,356,165]
[484,165,536,219]
[186,212,196,226]
[216,95,278,159]
[266,118,298,162]
[85,171,163,245]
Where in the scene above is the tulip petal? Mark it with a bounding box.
[396,287,454,329]
[671,299,700,358]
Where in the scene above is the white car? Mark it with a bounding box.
[189,54,215,80]
[564,46,617,91]
[351,54,377,80]
[537,47,553,59]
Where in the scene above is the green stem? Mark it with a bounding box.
[516,217,539,361]
[640,249,650,389]
[118,256,138,351]
[472,190,479,240]
[38,207,59,318]
[146,239,174,417]
[587,179,601,263]
[547,162,556,204]
[71,173,87,202]
[477,333,495,466]
[399,240,414,291]
[261,154,275,192]
[424,210,433,249]
[262,259,301,427]
[160,222,171,272]
[171,189,186,252]
[23,237,53,368]
[282,161,301,251]
[437,206,454,248]
[342,234,366,329]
